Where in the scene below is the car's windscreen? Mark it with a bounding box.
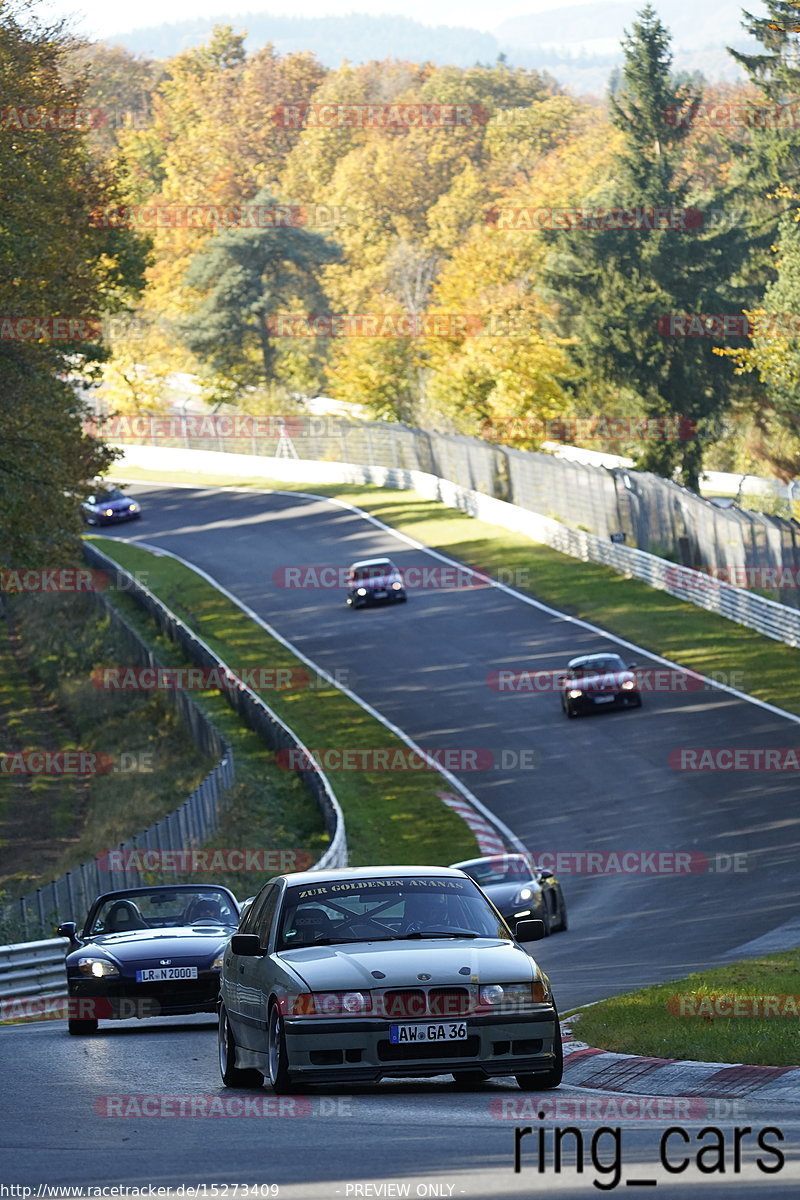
[352,563,393,580]
[88,889,238,934]
[94,488,126,501]
[277,876,508,949]
[570,655,626,675]
[461,857,533,885]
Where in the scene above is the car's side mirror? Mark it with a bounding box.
[230,933,262,956]
[627,663,637,669]
[57,921,80,946]
[537,869,554,881]
[515,919,545,942]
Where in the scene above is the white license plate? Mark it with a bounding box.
[389,1021,468,1044]
[136,967,198,982]
[593,695,615,704]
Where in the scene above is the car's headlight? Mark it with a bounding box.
[621,679,636,690]
[517,887,533,901]
[356,588,367,596]
[478,981,550,1012]
[391,581,402,590]
[568,688,583,699]
[103,509,114,516]
[211,953,224,971]
[288,990,373,1016]
[128,503,139,512]
[77,957,120,978]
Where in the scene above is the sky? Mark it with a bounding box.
[41,0,598,41]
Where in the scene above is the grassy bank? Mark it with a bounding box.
[0,591,214,903]
[566,952,800,1067]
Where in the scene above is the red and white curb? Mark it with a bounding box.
[560,1019,800,1103]
[438,791,507,855]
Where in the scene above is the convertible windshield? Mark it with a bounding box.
[569,655,626,675]
[93,488,127,502]
[277,876,508,949]
[88,889,238,934]
[459,856,533,885]
[351,562,395,580]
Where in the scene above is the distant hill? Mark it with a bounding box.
[106,4,761,96]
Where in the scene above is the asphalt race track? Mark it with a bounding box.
[3,481,800,1197]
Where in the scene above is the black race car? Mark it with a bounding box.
[81,485,141,526]
[450,854,568,936]
[345,557,407,608]
[57,885,240,1035]
[560,652,641,718]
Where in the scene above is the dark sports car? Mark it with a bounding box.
[345,558,407,608]
[450,854,568,936]
[57,884,240,1035]
[560,652,641,718]
[81,485,141,526]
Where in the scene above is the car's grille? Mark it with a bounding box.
[427,988,471,1016]
[380,987,472,1018]
[383,989,427,1018]
[378,1036,480,1062]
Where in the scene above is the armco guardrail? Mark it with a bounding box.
[114,442,800,648]
[82,541,347,873]
[0,938,67,1004]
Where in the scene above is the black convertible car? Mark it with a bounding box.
[450,854,568,936]
[560,652,642,718]
[57,884,240,1035]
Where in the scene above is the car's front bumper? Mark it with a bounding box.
[67,973,220,1019]
[570,690,639,711]
[281,1009,559,1084]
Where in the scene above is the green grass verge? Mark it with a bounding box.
[565,952,800,1066]
[86,536,478,869]
[116,465,800,715]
